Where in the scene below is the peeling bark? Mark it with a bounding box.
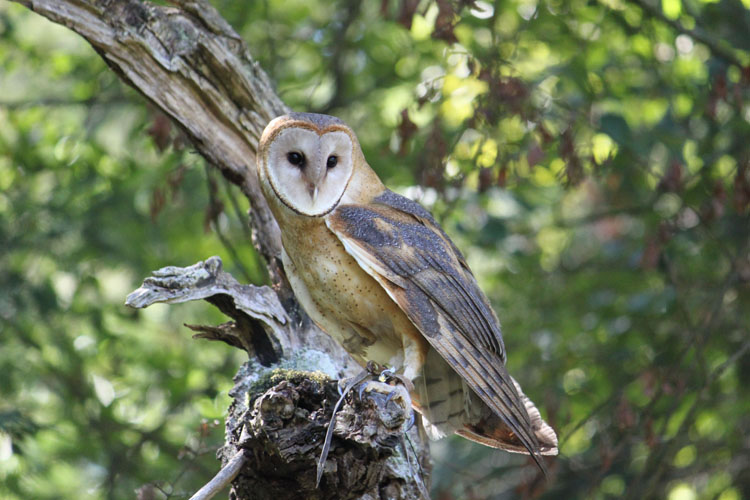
[18,0,287,279]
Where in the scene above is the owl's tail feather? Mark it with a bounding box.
[414,348,558,457]
[455,376,558,456]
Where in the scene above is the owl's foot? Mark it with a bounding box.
[377,366,415,392]
[357,362,414,429]
[360,365,415,433]
[356,365,425,498]
[335,362,414,397]
[353,379,412,430]
[318,362,416,489]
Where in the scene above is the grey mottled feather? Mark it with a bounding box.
[287,112,344,129]
[326,189,545,468]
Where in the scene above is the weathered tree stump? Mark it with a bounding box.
[127,257,431,499]
[220,369,430,500]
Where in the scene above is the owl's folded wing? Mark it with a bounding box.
[326,189,547,470]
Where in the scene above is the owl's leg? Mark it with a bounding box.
[317,362,414,487]
[331,362,415,435]
[321,362,426,495]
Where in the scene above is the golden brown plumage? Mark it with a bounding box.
[257,112,558,469]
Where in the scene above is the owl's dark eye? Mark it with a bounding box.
[287,152,305,167]
[326,155,338,169]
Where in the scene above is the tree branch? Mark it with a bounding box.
[125,256,356,371]
[189,450,247,500]
[16,1,433,497]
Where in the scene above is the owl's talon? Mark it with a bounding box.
[379,368,395,383]
[384,388,397,407]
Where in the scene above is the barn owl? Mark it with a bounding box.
[257,112,558,468]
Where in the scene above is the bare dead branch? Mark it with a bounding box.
[188,450,247,500]
[125,256,357,370]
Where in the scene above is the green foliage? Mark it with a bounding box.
[2,0,749,499]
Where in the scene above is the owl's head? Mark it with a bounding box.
[258,113,359,217]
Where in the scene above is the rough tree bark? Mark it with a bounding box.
[13,0,431,498]
[126,258,430,499]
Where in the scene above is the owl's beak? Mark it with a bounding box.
[303,159,325,201]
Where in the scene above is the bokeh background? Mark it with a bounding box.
[1,0,749,498]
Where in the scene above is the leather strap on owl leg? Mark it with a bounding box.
[316,366,371,487]
[318,362,417,488]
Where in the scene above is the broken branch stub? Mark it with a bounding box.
[125,256,358,372]
[125,256,430,496]
[126,256,288,364]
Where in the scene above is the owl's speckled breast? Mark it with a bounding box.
[276,207,423,371]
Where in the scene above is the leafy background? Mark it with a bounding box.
[1,0,749,498]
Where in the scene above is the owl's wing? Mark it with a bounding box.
[326,189,545,468]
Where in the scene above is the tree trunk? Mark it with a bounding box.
[14,1,432,498]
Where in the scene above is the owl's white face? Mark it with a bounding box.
[262,126,354,217]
